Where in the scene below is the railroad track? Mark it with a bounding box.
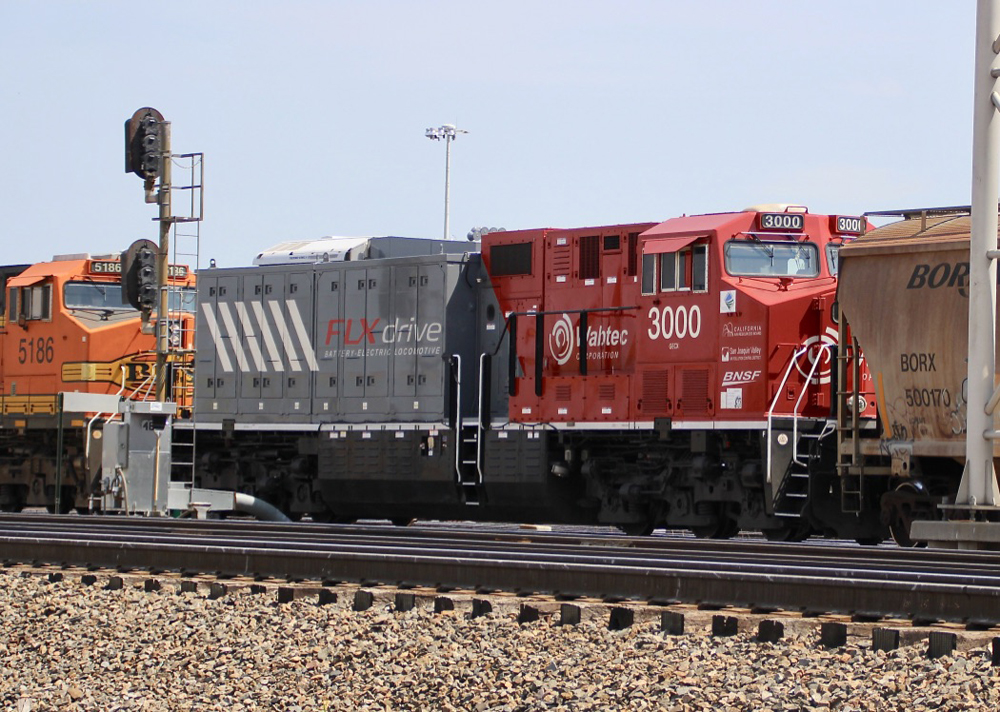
[2,514,999,626]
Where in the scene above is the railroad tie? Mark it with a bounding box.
[820,622,847,649]
[559,604,581,626]
[757,620,784,643]
[661,611,685,636]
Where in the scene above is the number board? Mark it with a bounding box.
[89,261,188,278]
[832,215,865,235]
[757,213,804,232]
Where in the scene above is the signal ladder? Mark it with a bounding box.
[162,152,204,485]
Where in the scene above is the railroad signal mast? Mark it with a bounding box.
[124,107,204,402]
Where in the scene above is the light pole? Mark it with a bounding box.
[426,124,468,239]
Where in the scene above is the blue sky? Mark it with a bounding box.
[0,2,977,267]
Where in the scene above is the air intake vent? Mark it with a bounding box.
[642,370,669,414]
[579,235,600,280]
[680,369,710,415]
[490,242,532,277]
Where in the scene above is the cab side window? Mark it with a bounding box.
[15,285,52,322]
[642,244,708,295]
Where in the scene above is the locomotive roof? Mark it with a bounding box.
[641,211,754,238]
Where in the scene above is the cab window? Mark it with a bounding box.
[64,282,197,313]
[14,284,52,322]
[724,241,820,278]
[168,287,197,312]
[642,244,708,295]
[826,243,840,276]
[64,282,130,311]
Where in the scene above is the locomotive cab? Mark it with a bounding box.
[0,254,195,512]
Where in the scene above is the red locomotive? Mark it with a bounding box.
[481,206,877,539]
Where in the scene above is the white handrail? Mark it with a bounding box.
[476,352,487,485]
[765,342,833,482]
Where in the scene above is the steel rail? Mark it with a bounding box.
[6,522,1000,586]
[5,514,1000,578]
[1,520,1000,624]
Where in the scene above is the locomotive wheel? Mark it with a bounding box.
[617,521,654,536]
[855,536,884,546]
[888,482,928,548]
[762,523,810,543]
[691,516,738,540]
[890,524,918,548]
[0,485,26,513]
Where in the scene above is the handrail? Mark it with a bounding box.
[765,342,833,482]
[476,352,487,485]
[85,366,128,463]
[790,343,831,466]
[452,353,462,484]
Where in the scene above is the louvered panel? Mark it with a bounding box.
[551,247,572,275]
[680,368,710,415]
[642,369,670,414]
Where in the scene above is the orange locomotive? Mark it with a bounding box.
[0,253,195,512]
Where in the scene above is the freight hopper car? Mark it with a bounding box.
[481,208,881,541]
[836,208,994,546]
[0,254,196,512]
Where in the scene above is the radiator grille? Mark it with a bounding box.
[680,369,710,415]
[642,370,669,413]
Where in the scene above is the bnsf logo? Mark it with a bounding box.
[906,262,969,297]
[722,370,761,385]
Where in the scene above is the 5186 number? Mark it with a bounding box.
[18,337,54,364]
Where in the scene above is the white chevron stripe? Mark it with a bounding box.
[217,302,249,372]
[287,300,319,372]
[252,301,282,369]
[201,303,233,373]
[235,303,266,372]
[269,300,301,372]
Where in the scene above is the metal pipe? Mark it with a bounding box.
[233,493,291,522]
[959,0,1000,508]
[155,121,172,402]
[443,133,451,240]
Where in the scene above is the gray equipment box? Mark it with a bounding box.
[100,400,175,515]
[195,237,485,425]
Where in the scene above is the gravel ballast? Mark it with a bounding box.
[1,573,999,711]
